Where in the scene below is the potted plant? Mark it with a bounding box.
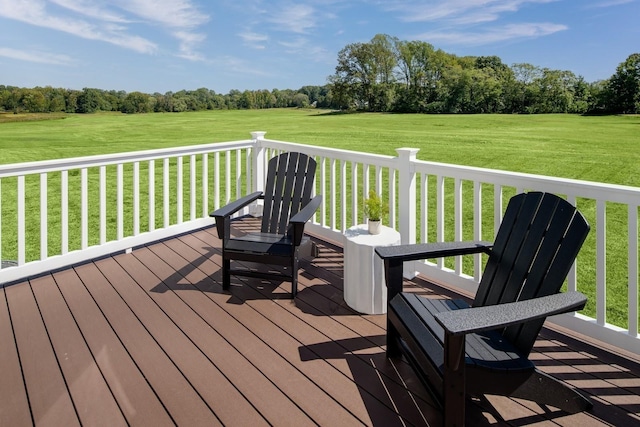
[363,190,388,235]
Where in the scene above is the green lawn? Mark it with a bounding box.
[1,110,639,327]
[2,110,639,187]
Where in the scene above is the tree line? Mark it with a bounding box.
[329,34,639,114]
[0,85,334,114]
[1,34,638,115]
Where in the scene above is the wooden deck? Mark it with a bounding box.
[2,220,640,426]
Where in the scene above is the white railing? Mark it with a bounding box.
[1,131,639,354]
[0,139,255,283]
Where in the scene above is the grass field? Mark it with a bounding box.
[2,109,640,187]
[1,109,640,327]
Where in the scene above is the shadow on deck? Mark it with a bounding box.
[1,220,639,426]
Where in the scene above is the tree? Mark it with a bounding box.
[48,87,67,112]
[587,80,610,113]
[330,34,403,111]
[153,92,171,112]
[332,41,377,110]
[508,63,543,113]
[225,89,242,109]
[394,40,439,111]
[326,75,351,110]
[65,90,79,113]
[473,56,511,112]
[76,88,103,113]
[396,41,457,113]
[366,34,398,111]
[292,93,310,108]
[121,91,155,113]
[571,76,591,113]
[239,90,255,109]
[475,56,511,79]
[608,53,640,113]
[298,85,331,107]
[103,90,125,111]
[370,34,397,85]
[535,69,577,113]
[21,88,48,112]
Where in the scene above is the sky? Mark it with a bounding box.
[0,0,638,95]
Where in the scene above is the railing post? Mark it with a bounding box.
[251,131,267,215]
[396,147,419,278]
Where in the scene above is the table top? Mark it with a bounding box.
[343,224,400,247]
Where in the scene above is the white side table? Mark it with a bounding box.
[343,224,401,314]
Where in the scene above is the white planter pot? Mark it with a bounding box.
[368,219,382,235]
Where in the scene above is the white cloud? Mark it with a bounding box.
[278,37,308,50]
[240,32,269,43]
[383,0,568,47]
[388,0,558,24]
[48,0,129,23]
[415,22,568,45]
[0,0,209,60]
[216,55,272,77]
[0,47,74,65]
[268,4,318,33]
[587,0,635,8]
[276,36,333,63]
[112,0,209,28]
[239,32,269,49]
[174,31,206,61]
[0,0,158,53]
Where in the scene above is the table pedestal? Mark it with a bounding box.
[343,224,401,314]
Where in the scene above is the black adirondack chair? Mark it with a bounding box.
[210,152,322,298]
[375,192,593,426]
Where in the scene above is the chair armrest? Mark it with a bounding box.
[377,241,493,302]
[209,191,262,238]
[375,241,493,262]
[210,191,263,219]
[289,195,323,246]
[434,291,587,336]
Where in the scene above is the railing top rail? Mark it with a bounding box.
[413,158,640,204]
[263,138,640,204]
[262,139,397,168]
[4,132,639,206]
[0,140,254,178]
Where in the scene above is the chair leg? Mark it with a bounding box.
[443,334,466,427]
[291,255,299,298]
[511,369,593,413]
[386,320,402,357]
[222,258,231,290]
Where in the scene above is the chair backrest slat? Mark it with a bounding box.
[474,192,542,306]
[472,192,589,355]
[261,154,287,232]
[497,194,564,304]
[276,153,300,232]
[287,155,311,227]
[261,152,316,235]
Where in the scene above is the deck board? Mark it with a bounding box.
[30,274,126,426]
[52,267,174,426]
[125,245,316,427]
[2,221,640,426]
[100,254,271,426]
[75,260,221,426]
[148,237,387,426]
[0,288,32,426]
[5,279,80,426]
[178,228,439,425]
